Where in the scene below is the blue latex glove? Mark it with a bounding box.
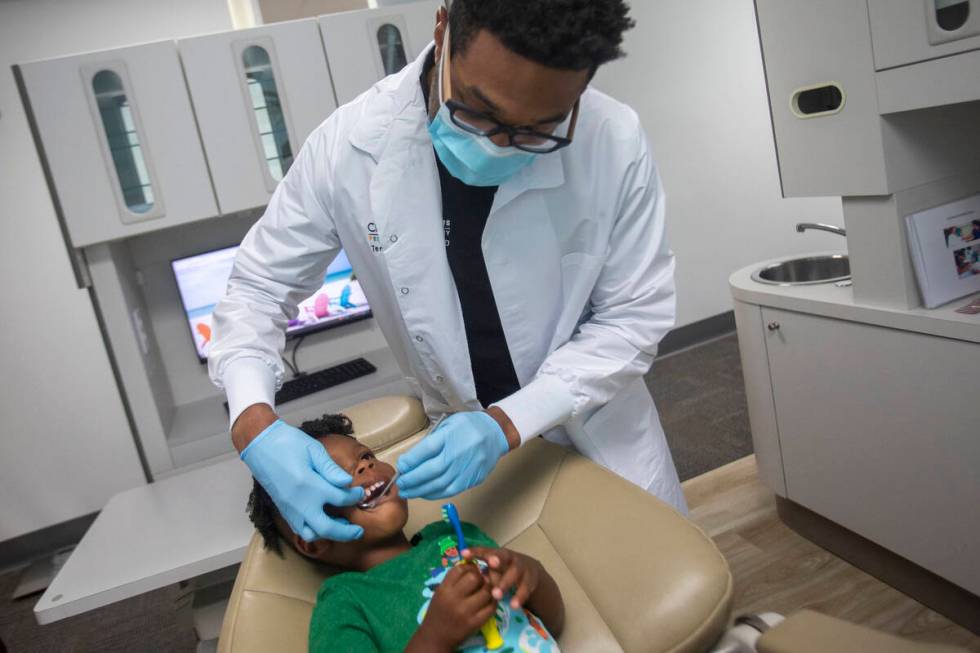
[395,411,509,500]
[241,420,364,542]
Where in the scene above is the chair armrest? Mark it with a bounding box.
[538,454,733,653]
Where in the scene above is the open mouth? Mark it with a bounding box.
[357,477,396,509]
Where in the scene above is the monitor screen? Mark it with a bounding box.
[171,246,371,361]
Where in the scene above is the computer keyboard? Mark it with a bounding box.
[223,358,377,413]
[276,358,377,404]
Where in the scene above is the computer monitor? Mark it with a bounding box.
[171,245,371,362]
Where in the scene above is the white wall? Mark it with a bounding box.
[594,0,846,328]
[0,0,232,541]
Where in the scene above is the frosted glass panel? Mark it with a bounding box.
[242,45,293,182]
[92,70,155,214]
[377,24,408,75]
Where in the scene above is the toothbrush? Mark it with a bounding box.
[363,415,449,508]
[441,503,504,650]
[441,503,469,551]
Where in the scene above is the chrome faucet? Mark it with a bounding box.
[796,222,846,237]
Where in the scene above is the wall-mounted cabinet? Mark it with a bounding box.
[179,19,338,215]
[755,0,980,199]
[17,41,217,248]
[755,0,887,197]
[868,0,980,70]
[320,0,440,105]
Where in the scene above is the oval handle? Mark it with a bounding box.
[790,82,845,119]
[767,321,781,331]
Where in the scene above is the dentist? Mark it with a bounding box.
[210,0,685,544]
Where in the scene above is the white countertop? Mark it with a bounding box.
[33,456,254,624]
[730,251,980,344]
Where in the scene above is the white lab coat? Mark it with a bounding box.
[210,47,686,513]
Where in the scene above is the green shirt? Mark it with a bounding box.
[309,521,560,653]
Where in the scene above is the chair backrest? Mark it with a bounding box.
[219,397,734,653]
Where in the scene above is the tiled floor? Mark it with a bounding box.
[0,332,752,652]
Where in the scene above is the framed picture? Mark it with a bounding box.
[906,193,980,309]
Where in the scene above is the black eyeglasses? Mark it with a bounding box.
[445,99,579,154]
[437,24,579,155]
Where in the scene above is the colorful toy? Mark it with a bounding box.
[313,292,331,318]
[441,503,505,650]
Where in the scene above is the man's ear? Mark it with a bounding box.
[433,7,448,60]
[292,533,332,560]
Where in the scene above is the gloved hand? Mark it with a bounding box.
[241,420,365,542]
[395,411,509,500]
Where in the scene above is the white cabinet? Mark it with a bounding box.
[759,306,980,595]
[754,0,980,197]
[754,0,888,197]
[868,0,980,70]
[179,19,338,214]
[319,1,440,105]
[18,41,217,248]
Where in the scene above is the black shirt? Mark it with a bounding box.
[420,51,521,406]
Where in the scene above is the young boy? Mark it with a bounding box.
[247,413,565,652]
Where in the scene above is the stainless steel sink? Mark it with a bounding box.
[751,254,850,285]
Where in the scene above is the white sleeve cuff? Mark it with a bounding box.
[223,357,278,429]
[491,374,576,444]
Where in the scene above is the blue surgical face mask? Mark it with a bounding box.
[427,50,537,187]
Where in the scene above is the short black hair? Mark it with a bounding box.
[449,0,635,73]
[246,413,355,555]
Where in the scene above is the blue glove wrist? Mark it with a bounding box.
[240,418,285,461]
[477,411,509,459]
[395,410,509,500]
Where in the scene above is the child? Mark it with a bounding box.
[247,413,565,652]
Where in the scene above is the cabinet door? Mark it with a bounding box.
[319,0,440,105]
[763,307,980,595]
[18,41,217,247]
[868,0,980,70]
[179,19,338,214]
[754,0,887,197]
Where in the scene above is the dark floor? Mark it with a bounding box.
[646,332,754,481]
[0,333,751,652]
[0,571,196,653]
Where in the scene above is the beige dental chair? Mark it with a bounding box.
[217,397,965,653]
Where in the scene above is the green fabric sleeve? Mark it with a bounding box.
[309,585,379,653]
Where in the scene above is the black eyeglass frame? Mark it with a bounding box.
[437,23,580,155]
[444,99,579,154]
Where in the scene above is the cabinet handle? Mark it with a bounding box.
[767,321,781,331]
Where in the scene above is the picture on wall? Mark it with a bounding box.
[906,193,980,309]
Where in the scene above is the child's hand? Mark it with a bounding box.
[463,547,541,610]
[419,562,496,649]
